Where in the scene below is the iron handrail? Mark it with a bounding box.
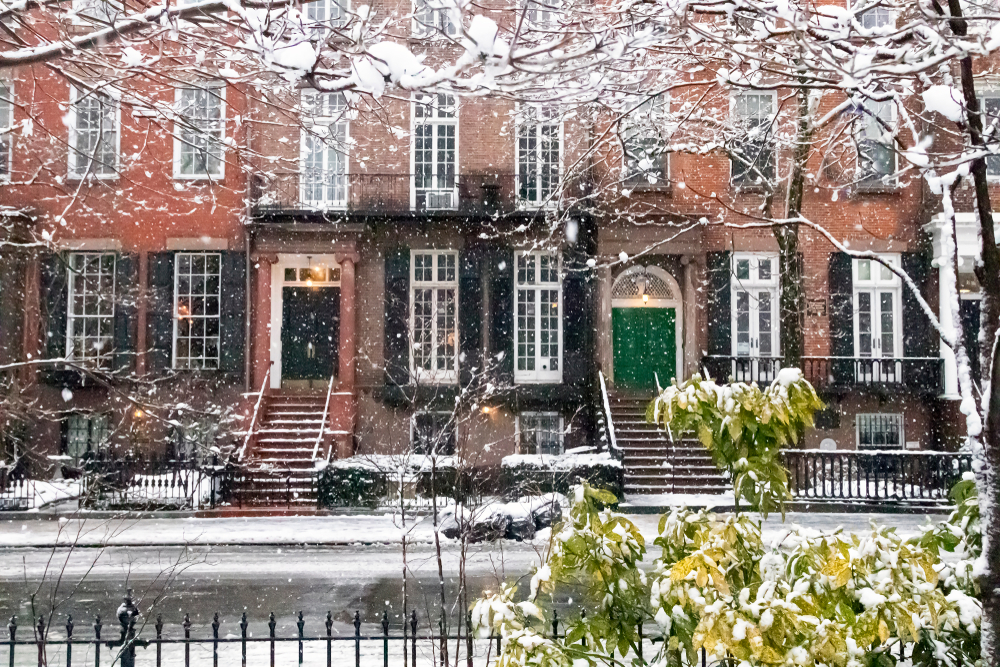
[239,367,270,462]
[313,375,336,461]
[598,371,619,456]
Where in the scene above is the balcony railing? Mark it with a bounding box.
[801,356,943,394]
[701,355,784,385]
[252,172,550,218]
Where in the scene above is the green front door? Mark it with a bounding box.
[612,307,676,390]
[281,286,340,380]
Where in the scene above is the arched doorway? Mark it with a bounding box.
[611,265,683,390]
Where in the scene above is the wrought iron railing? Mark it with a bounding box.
[782,450,972,503]
[800,356,944,394]
[701,356,784,385]
[252,173,542,217]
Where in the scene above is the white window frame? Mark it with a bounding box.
[300,90,349,209]
[173,83,226,180]
[853,254,902,364]
[622,93,670,186]
[412,0,458,36]
[522,0,560,28]
[66,252,117,369]
[981,91,1000,179]
[856,413,904,450]
[71,0,123,24]
[730,253,780,361]
[516,412,564,455]
[856,96,897,186]
[514,251,563,384]
[410,250,459,384]
[172,252,223,370]
[0,79,11,182]
[410,411,457,455]
[516,104,562,208]
[411,93,458,211]
[67,86,120,180]
[855,1,893,29]
[305,0,348,27]
[730,90,776,187]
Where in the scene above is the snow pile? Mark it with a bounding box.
[501,447,621,470]
[327,454,457,474]
[0,479,83,511]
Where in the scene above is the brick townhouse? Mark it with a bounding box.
[0,0,982,499]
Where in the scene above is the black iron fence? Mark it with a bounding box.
[783,450,972,503]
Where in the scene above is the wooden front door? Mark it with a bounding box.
[281,286,340,381]
[612,307,676,390]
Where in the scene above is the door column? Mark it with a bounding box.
[333,252,359,459]
[252,254,276,390]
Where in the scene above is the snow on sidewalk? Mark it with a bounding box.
[0,510,944,548]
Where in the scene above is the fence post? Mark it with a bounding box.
[298,612,306,667]
[354,611,361,667]
[410,611,417,667]
[155,615,163,667]
[268,612,276,667]
[438,616,446,667]
[381,611,389,667]
[35,615,44,667]
[466,612,473,667]
[328,612,334,667]
[637,620,643,662]
[552,610,558,639]
[8,616,15,667]
[212,613,220,667]
[94,616,101,667]
[580,610,586,648]
[118,590,138,667]
[183,614,191,667]
[240,613,248,667]
[66,615,74,667]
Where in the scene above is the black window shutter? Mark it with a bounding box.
[562,249,593,387]
[458,248,483,386]
[489,248,514,384]
[901,250,933,357]
[220,251,247,376]
[40,253,68,376]
[146,252,175,373]
[384,246,411,388]
[113,253,138,374]
[828,251,854,385]
[705,251,731,356]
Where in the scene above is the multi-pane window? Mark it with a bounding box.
[518,412,563,455]
[65,414,110,461]
[0,80,11,180]
[982,95,1000,177]
[857,413,903,450]
[411,251,458,382]
[731,92,775,186]
[411,412,456,455]
[623,94,669,186]
[858,98,895,185]
[72,0,123,23]
[173,253,222,370]
[731,254,779,361]
[66,252,116,369]
[524,0,559,26]
[854,256,901,383]
[517,105,560,206]
[857,2,892,29]
[306,0,347,27]
[414,94,457,210]
[68,88,118,178]
[301,91,349,208]
[413,0,458,35]
[175,84,225,178]
[515,252,562,383]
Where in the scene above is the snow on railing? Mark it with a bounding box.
[598,371,619,456]
[313,374,336,461]
[239,367,270,462]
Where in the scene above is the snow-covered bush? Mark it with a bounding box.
[501,448,623,500]
[473,482,983,667]
[648,370,824,517]
[317,455,461,508]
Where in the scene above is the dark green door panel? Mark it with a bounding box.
[281,287,340,380]
[612,307,676,390]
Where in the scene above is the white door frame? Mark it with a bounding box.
[270,254,342,389]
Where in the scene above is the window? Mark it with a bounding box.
[857,98,895,186]
[413,94,457,210]
[68,87,118,178]
[854,256,901,382]
[982,94,1000,177]
[515,252,562,383]
[518,412,563,455]
[66,252,116,369]
[623,94,669,186]
[857,413,903,450]
[857,2,892,29]
[523,0,559,27]
[173,252,222,370]
[410,251,458,383]
[65,414,110,461]
[411,412,456,455]
[731,254,779,361]
[413,0,458,35]
[306,0,347,27]
[174,84,225,178]
[731,91,775,186]
[301,91,349,209]
[0,80,11,180]
[517,105,560,207]
[72,0,122,23]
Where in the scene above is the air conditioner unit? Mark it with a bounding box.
[425,189,454,210]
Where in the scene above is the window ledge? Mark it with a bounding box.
[624,183,672,195]
[731,183,769,194]
[852,182,900,196]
